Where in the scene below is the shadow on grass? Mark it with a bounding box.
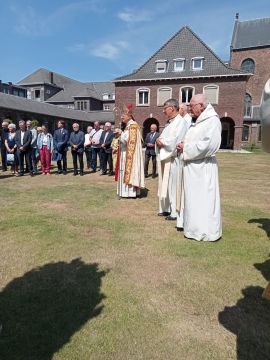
[0,258,107,360]
[248,218,270,238]
[219,257,270,359]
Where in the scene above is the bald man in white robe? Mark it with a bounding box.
[177,94,222,241]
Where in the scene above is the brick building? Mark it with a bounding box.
[230,16,270,146]
[0,68,115,131]
[114,26,249,150]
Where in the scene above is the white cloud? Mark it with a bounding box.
[66,40,129,61]
[117,8,152,23]
[10,1,105,36]
[91,41,129,60]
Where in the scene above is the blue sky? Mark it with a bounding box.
[0,0,269,83]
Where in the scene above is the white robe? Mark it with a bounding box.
[182,104,222,241]
[157,114,188,216]
[117,120,144,198]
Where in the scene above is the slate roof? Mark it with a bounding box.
[231,17,270,50]
[16,68,115,103]
[17,68,76,88]
[114,26,247,82]
[0,92,114,123]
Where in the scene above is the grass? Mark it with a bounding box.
[0,152,270,359]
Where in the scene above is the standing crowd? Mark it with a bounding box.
[1,94,222,242]
[0,119,121,177]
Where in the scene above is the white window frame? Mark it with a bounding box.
[136,88,150,106]
[203,84,219,105]
[192,57,204,70]
[103,105,110,111]
[180,86,195,104]
[155,60,168,73]
[157,87,172,106]
[102,93,109,100]
[173,58,185,72]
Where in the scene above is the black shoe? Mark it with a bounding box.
[108,172,114,176]
[176,227,184,232]
[100,172,107,176]
[63,170,67,175]
[79,172,84,176]
[145,174,149,178]
[152,174,157,178]
[157,212,171,217]
[73,172,78,176]
[165,216,177,221]
[57,170,62,175]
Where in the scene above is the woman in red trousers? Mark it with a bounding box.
[37,124,54,175]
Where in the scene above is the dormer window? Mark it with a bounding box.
[155,60,168,73]
[174,58,185,72]
[192,57,204,70]
[102,93,109,100]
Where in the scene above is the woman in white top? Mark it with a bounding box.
[37,124,54,175]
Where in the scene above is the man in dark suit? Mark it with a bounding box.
[53,120,69,174]
[0,121,9,171]
[69,122,85,176]
[144,124,159,178]
[15,120,32,176]
[99,122,114,175]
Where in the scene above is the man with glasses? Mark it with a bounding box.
[177,94,222,241]
[156,98,188,220]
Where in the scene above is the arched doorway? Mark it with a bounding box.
[220,117,235,149]
[143,118,159,140]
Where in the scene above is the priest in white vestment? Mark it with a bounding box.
[179,103,192,129]
[177,94,222,241]
[116,104,145,198]
[156,99,188,220]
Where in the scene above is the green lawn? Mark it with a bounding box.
[0,152,270,360]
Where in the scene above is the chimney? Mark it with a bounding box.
[235,13,239,20]
[50,72,54,84]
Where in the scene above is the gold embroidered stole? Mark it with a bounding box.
[124,124,138,185]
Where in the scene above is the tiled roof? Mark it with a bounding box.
[231,17,270,50]
[17,68,115,103]
[114,26,247,82]
[0,92,114,123]
[17,68,77,88]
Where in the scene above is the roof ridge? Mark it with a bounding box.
[129,26,190,76]
[237,17,270,23]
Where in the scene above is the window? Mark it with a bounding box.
[174,58,185,72]
[244,94,252,117]
[103,93,109,100]
[155,60,168,73]
[136,88,150,106]
[203,85,219,104]
[35,89,40,99]
[180,87,194,104]
[192,57,204,70]
[242,125,250,141]
[84,101,87,110]
[104,105,110,111]
[241,58,255,73]
[157,87,172,106]
[258,125,262,142]
[13,89,19,96]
